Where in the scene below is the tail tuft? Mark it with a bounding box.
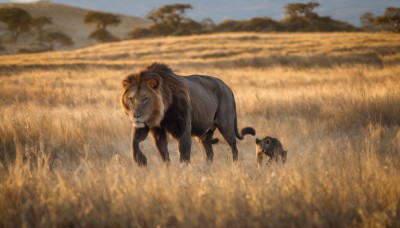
[241,127,256,136]
[236,127,256,140]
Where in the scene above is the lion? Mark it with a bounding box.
[121,63,256,166]
[255,136,287,167]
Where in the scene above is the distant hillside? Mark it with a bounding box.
[0,1,151,52]
[0,32,399,69]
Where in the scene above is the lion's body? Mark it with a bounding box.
[121,63,255,166]
[182,75,238,137]
[255,136,287,167]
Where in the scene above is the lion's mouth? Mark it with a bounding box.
[132,120,146,128]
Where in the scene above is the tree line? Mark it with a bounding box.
[129,2,399,38]
[0,7,73,53]
[360,7,400,33]
[0,2,399,53]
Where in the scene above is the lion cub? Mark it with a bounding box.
[255,136,287,167]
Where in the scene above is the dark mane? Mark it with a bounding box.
[122,63,175,89]
[142,62,190,138]
[121,73,139,90]
[143,63,175,77]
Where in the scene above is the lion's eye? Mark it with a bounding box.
[142,98,150,105]
[128,97,134,103]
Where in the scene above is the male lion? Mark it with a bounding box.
[121,63,255,166]
[255,136,287,167]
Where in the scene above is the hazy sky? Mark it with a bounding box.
[2,0,400,26]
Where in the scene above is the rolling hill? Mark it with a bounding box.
[0,32,399,70]
[0,1,151,52]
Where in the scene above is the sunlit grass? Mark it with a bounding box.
[0,32,399,68]
[1,33,400,227]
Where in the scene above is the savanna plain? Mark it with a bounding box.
[1,32,400,227]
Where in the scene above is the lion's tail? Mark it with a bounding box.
[234,115,256,140]
[236,127,256,140]
[232,94,256,140]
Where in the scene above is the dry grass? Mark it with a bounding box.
[1,32,400,227]
[1,32,400,68]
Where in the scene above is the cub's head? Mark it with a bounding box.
[121,72,165,128]
[255,136,274,157]
[256,136,287,163]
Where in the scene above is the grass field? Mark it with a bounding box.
[1,32,400,227]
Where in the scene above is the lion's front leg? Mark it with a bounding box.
[151,127,170,163]
[178,130,192,164]
[131,126,150,166]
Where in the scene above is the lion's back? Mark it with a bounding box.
[184,75,231,94]
[181,75,236,134]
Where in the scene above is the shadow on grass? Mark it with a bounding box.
[0,52,391,75]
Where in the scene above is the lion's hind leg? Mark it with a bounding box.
[217,119,239,161]
[219,127,239,161]
[200,128,216,163]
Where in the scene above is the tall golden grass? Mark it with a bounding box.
[1,33,400,227]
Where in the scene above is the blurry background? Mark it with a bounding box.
[0,0,399,53]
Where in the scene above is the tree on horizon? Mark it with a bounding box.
[360,7,400,32]
[0,7,32,44]
[375,7,400,32]
[147,4,193,35]
[84,10,121,42]
[31,16,52,45]
[84,10,121,30]
[43,31,73,50]
[284,1,320,19]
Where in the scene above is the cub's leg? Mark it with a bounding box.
[266,156,273,166]
[282,151,288,164]
[131,126,150,166]
[256,152,263,168]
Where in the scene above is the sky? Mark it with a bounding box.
[2,0,400,26]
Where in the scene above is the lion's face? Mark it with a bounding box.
[121,73,164,128]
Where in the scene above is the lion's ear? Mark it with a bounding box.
[146,78,159,89]
[122,78,130,89]
[143,73,161,89]
[122,75,137,89]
